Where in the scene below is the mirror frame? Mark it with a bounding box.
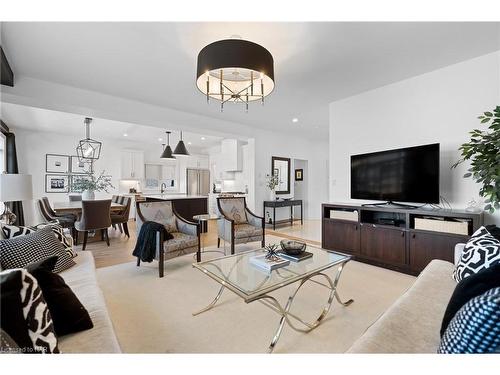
[271,156,291,195]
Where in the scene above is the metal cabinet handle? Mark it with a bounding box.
[401,232,405,237]
[412,233,416,239]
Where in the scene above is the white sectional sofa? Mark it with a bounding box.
[347,245,464,353]
[58,252,121,353]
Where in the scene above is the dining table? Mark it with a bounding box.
[53,201,126,215]
[53,201,126,245]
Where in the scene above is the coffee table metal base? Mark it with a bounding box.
[193,262,353,353]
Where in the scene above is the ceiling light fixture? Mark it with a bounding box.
[160,131,176,160]
[173,131,189,156]
[76,117,102,163]
[196,38,275,112]
[123,133,128,137]
[292,118,299,123]
[201,137,206,141]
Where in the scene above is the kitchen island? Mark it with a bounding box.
[141,194,208,221]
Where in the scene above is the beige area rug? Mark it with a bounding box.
[96,236,415,353]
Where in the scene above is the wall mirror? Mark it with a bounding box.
[271,156,291,194]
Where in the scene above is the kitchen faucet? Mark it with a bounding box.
[160,182,167,194]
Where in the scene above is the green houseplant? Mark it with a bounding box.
[71,168,114,200]
[452,106,500,213]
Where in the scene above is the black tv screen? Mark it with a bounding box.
[351,143,440,204]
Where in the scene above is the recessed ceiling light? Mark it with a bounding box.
[123,133,128,137]
[158,137,163,141]
[201,137,206,140]
[188,142,192,145]
[292,118,299,123]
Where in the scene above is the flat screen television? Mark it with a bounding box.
[350,143,440,204]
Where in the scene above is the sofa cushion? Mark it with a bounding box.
[0,227,76,273]
[453,226,500,282]
[438,287,500,353]
[164,232,198,253]
[0,268,59,353]
[26,256,93,337]
[57,252,121,353]
[234,223,262,239]
[219,198,247,224]
[347,260,456,353]
[441,263,500,336]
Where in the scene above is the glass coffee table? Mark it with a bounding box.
[192,244,353,353]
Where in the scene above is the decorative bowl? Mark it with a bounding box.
[280,240,307,255]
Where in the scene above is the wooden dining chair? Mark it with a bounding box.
[111,196,131,237]
[74,199,112,250]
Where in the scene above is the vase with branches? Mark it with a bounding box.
[452,106,500,213]
[265,173,279,200]
[71,167,114,200]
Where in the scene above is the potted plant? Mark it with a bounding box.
[71,168,114,200]
[452,106,500,213]
[265,173,279,201]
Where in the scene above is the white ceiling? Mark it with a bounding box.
[0,102,223,154]
[1,22,499,140]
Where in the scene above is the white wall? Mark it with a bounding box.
[329,51,500,225]
[254,129,329,220]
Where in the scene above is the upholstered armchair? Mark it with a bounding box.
[135,201,201,277]
[216,197,265,255]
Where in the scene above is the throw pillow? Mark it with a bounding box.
[2,223,77,259]
[0,227,76,273]
[453,226,500,282]
[0,268,60,353]
[26,256,93,337]
[438,287,500,353]
[1,329,21,354]
[486,224,500,241]
[441,263,500,336]
[1,224,34,238]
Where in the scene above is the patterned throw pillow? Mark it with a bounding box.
[2,223,77,259]
[219,199,248,224]
[438,287,500,353]
[0,227,76,273]
[0,268,60,353]
[453,226,500,282]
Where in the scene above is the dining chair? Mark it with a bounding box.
[68,194,82,202]
[74,199,112,250]
[111,196,131,237]
[111,195,119,203]
[38,198,77,241]
[216,197,265,255]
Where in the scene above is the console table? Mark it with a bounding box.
[264,199,303,230]
[321,203,483,275]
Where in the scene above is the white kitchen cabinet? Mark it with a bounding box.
[186,155,209,169]
[221,139,243,171]
[210,152,235,180]
[120,150,144,180]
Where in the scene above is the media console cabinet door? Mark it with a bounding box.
[360,224,406,267]
[409,231,467,273]
[322,220,360,254]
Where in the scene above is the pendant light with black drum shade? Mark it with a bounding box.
[160,131,176,159]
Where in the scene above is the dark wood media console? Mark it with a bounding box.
[321,203,483,275]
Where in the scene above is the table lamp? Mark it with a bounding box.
[0,173,33,224]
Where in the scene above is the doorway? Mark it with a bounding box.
[293,159,308,220]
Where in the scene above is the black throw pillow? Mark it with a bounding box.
[26,256,93,337]
[441,262,500,336]
[486,225,500,241]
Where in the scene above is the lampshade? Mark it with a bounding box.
[0,174,33,202]
[173,131,190,156]
[160,131,176,159]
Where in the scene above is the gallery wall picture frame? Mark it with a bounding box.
[295,168,304,181]
[70,155,88,174]
[45,174,70,193]
[46,154,70,173]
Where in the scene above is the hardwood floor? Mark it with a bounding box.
[81,219,319,269]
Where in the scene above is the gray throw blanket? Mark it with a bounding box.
[132,221,172,262]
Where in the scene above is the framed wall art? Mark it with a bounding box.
[46,154,70,173]
[45,174,70,193]
[70,155,88,174]
[295,168,304,181]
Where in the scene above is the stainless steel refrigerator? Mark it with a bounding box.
[186,169,210,196]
